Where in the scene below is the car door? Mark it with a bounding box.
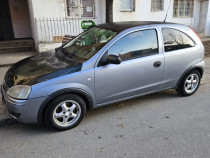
[161,28,197,89]
[94,28,164,105]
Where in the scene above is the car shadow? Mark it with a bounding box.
[0,89,179,133]
[85,89,179,119]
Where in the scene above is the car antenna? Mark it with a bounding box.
[164,0,172,22]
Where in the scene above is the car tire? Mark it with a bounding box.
[176,70,201,97]
[45,94,86,131]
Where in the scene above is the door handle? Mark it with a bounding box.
[153,61,161,68]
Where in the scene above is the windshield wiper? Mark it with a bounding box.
[55,45,64,52]
[62,48,78,63]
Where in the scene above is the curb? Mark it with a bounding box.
[202,38,210,42]
[0,63,13,68]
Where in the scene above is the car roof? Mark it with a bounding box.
[96,21,175,32]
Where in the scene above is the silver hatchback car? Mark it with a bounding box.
[1,21,205,131]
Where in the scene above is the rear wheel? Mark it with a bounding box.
[45,94,86,131]
[176,70,201,96]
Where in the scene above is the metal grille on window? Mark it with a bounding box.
[151,0,163,11]
[121,0,135,11]
[173,0,194,17]
[66,0,94,18]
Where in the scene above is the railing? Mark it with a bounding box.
[34,16,207,44]
[34,18,105,44]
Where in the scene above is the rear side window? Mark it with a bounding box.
[162,28,195,52]
[108,29,158,61]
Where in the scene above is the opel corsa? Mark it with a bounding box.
[1,22,205,131]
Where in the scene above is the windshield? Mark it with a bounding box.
[63,27,117,61]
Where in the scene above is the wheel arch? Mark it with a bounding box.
[37,88,94,124]
[175,66,203,89]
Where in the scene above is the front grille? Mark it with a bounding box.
[10,112,21,119]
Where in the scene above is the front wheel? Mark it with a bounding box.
[45,94,86,131]
[176,70,201,96]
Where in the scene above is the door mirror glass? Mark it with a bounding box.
[102,55,121,65]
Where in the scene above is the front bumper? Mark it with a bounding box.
[1,85,47,124]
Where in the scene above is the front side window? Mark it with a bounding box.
[66,0,94,18]
[120,0,135,11]
[162,28,195,52]
[151,0,164,11]
[173,0,194,17]
[107,29,158,61]
[63,27,117,61]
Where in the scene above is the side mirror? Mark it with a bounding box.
[103,55,121,65]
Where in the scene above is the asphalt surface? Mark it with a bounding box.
[0,58,210,158]
[0,78,210,157]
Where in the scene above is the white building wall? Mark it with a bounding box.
[195,1,209,35]
[95,0,106,22]
[31,0,66,18]
[113,0,208,35]
[30,0,105,19]
[205,0,210,36]
[29,0,105,19]
[27,0,106,49]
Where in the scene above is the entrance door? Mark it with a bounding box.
[0,0,14,40]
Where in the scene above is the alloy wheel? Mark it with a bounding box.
[53,100,81,127]
[184,73,199,94]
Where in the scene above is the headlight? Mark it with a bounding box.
[7,85,31,100]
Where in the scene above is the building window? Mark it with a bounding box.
[173,0,194,17]
[151,0,164,11]
[66,0,94,18]
[120,0,135,11]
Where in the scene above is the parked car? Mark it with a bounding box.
[1,21,205,131]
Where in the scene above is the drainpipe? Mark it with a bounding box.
[106,0,113,23]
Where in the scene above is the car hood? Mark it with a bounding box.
[4,50,82,87]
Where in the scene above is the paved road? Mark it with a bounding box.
[0,81,210,157]
[0,58,210,158]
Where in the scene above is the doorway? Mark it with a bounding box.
[0,0,14,40]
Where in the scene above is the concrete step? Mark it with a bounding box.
[0,51,37,66]
[0,46,34,54]
[0,39,34,47]
[0,39,35,53]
